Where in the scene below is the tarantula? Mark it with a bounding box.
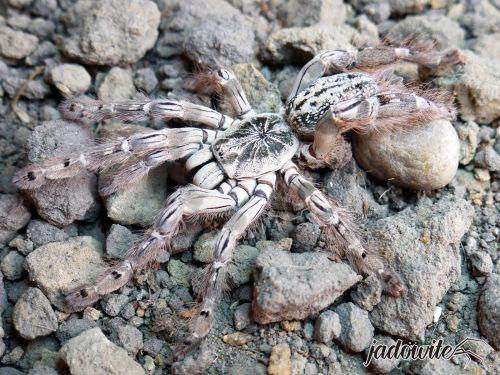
[14,44,462,356]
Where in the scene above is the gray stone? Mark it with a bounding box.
[262,25,357,65]
[232,64,281,114]
[26,220,70,248]
[471,32,500,61]
[478,273,500,350]
[1,346,24,365]
[0,26,38,60]
[277,0,346,27]
[353,120,460,190]
[30,0,58,17]
[25,120,99,227]
[62,0,160,65]
[56,318,97,343]
[12,287,57,340]
[142,337,163,357]
[59,327,145,375]
[101,294,129,317]
[193,232,259,286]
[461,0,500,37]
[134,68,158,94]
[369,195,474,342]
[25,236,106,310]
[350,274,382,312]
[8,237,34,256]
[314,310,341,345]
[387,14,464,49]
[456,120,480,165]
[167,259,197,288]
[8,0,33,8]
[291,222,320,252]
[49,64,91,97]
[106,317,143,356]
[409,358,469,375]
[335,302,373,352]
[0,368,25,375]
[183,18,256,68]
[171,340,215,375]
[105,165,167,227]
[233,303,252,331]
[366,335,401,374]
[28,365,58,375]
[105,224,138,260]
[436,51,500,124]
[97,67,135,102]
[1,251,25,280]
[470,251,493,276]
[0,194,31,245]
[3,76,51,100]
[387,0,430,15]
[252,249,361,324]
[475,146,500,172]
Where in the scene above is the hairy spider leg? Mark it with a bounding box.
[211,69,256,119]
[64,185,238,311]
[281,161,405,297]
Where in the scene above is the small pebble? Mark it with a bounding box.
[223,332,252,346]
[267,343,292,375]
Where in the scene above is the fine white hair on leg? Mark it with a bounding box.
[213,69,255,119]
[177,173,275,357]
[64,184,238,312]
[280,162,405,298]
[192,162,225,190]
[60,97,234,129]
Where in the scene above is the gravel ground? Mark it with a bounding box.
[0,1,499,374]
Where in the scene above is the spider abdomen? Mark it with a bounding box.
[286,72,378,139]
[212,114,299,179]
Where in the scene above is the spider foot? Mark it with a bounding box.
[64,284,100,312]
[379,269,405,298]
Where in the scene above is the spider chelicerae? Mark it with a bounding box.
[14,43,463,356]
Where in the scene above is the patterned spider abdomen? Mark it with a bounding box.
[285,72,378,139]
[212,114,299,179]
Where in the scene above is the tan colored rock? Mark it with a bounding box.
[353,120,460,190]
[268,343,291,375]
[223,332,252,346]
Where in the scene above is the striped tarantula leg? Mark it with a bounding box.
[287,50,357,102]
[281,162,405,298]
[60,97,233,129]
[211,69,255,119]
[64,185,237,312]
[176,173,276,358]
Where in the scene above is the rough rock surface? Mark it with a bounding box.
[369,195,474,341]
[62,0,160,65]
[335,302,374,352]
[25,236,106,309]
[0,194,31,245]
[0,26,38,60]
[353,120,460,190]
[478,273,500,350]
[59,327,145,375]
[49,64,91,97]
[24,120,99,226]
[252,248,361,324]
[277,0,347,27]
[97,67,135,102]
[12,287,58,340]
[314,310,341,345]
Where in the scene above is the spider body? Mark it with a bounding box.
[13,44,463,359]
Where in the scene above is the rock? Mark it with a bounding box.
[291,222,320,252]
[56,318,96,344]
[183,18,256,68]
[97,67,135,102]
[470,251,493,276]
[262,25,357,65]
[314,310,341,345]
[101,294,129,317]
[223,332,252,346]
[8,237,34,256]
[105,224,138,260]
[25,236,106,310]
[0,368,25,375]
[25,120,99,227]
[353,120,460,190]
[461,0,500,37]
[475,146,500,172]
[268,343,291,375]
[350,275,382,311]
[452,169,490,193]
[277,0,346,27]
[409,358,470,375]
[28,365,58,375]
[1,346,24,365]
[0,26,38,60]
[335,302,373,352]
[386,14,464,49]
[0,194,31,245]
[104,165,167,227]
[233,302,252,330]
[478,274,500,350]
[456,121,480,165]
[232,64,281,113]
[30,0,58,17]
[26,220,70,248]
[325,159,385,219]
[388,0,430,15]
[193,232,259,286]
[366,335,401,374]
[1,251,25,280]
[369,195,474,342]
[436,51,500,124]
[106,317,143,356]
[133,68,158,94]
[8,0,33,8]
[49,64,91,97]
[62,0,160,65]
[471,32,500,61]
[3,76,51,100]
[252,249,361,324]
[171,340,215,375]
[12,287,58,340]
[59,327,145,375]
[167,260,197,288]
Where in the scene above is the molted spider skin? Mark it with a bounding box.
[12,44,464,360]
